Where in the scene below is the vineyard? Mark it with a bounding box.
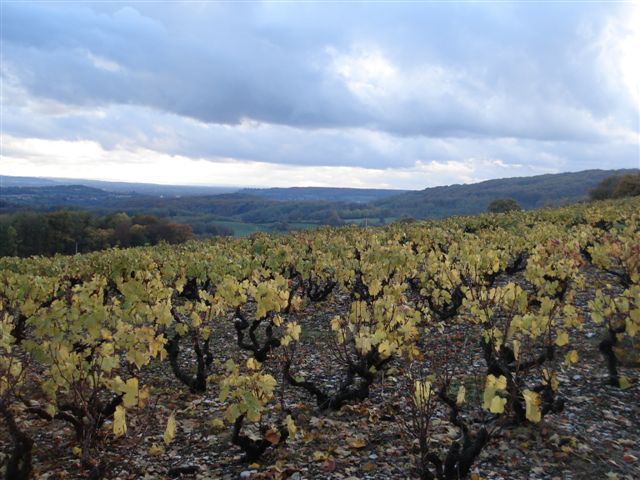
[1,197,638,480]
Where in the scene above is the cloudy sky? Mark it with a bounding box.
[1,1,638,189]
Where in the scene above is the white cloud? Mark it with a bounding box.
[330,46,398,99]
[1,135,556,189]
[85,50,124,73]
[593,3,640,106]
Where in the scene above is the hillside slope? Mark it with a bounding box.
[376,169,639,218]
[239,186,406,203]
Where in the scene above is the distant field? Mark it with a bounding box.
[213,220,320,236]
[205,220,264,236]
[344,217,391,226]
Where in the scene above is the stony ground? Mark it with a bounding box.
[2,267,639,480]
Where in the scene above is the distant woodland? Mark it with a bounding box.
[0,211,203,257]
[1,170,638,257]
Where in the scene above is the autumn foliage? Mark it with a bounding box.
[0,196,638,479]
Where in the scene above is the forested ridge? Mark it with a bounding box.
[2,170,637,234]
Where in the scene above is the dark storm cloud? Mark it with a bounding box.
[2,2,366,128]
[1,1,638,177]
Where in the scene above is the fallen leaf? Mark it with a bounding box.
[265,429,281,445]
[313,451,329,462]
[347,437,367,449]
[321,459,336,472]
[362,462,376,473]
[149,443,165,456]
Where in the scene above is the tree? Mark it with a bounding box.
[589,175,621,200]
[46,211,91,255]
[589,173,640,201]
[11,212,50,256]
[129,224,149,246]
[487,198,522,213]
[0,219,18,256]
[612,173,640,198]
[325,209,344,226]
[271,221,290,232]
[146,223,193,244]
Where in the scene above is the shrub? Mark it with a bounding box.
[590,173,640,201]
[487,198,522,213]
[612,173,640,198]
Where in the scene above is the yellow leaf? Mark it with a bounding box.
[495,375,507,390]
[413,380,432,408]
[122,378,139,408]
[290,296,303,312]
[163,411,177,445]
[313,450,329,461]
[512,340,520,361]
[489,395,507,414]
[355,334,372,353]
[45,403,56,418]
[483,374,507,409]
[347,436,367,449]
[456,385,466,406]
[542,369,559,391]
[522,389,542,423]
[210,418,225,430]
[246,358,261,370]
[591,311,604,324]
[137,386,150,408]
[127,349,148,369]
[555,331,569,347]
[287,322,301,341]
[149,335,167,361]
[619,376,632,390]
[190,311,202,328]
[330,316,341,332]
[149,443,165,456]
[100,328,113,340]
[113,405,127,437]
[72,446,82,457]
[286,414,297,437]
[564,350,579,364]
[378,340,392,359]
[201,326,211,341]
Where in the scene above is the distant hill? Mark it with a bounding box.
[239,186,406,203]
[1,176,403,202]
[0,176,62,188]
[0,185,137,209]
[0,185,365,226]
[0,176,238,197]
[2,169,637,233]
[376,169,640,219]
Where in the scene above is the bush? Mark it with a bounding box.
[612,174,640,198]
[487,198,522,213]
[590,173,640,200]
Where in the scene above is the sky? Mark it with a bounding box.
[1,1,639,190]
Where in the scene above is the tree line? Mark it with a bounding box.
[0,210,197,257]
